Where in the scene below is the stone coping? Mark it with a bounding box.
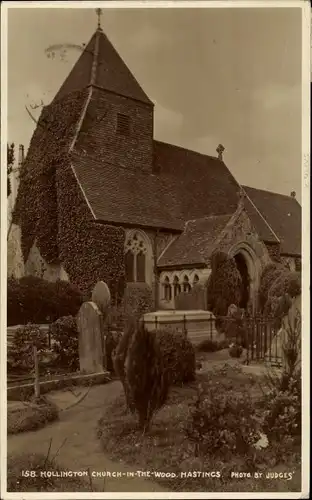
[7,371,111,401]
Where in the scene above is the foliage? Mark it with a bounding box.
[8,400,59,435]
[258,263,284,312]
[7,276,83,326]
[185,382,260,458]
[13,89,125,298]
[265,271,301,319]
[123,282,153,321]
[260,310,301,444]
[206,252,242,316]
[125,325,170,431]
[155,329,196,385]
[112,318,137,411]
[175,282,207,310]
[228,343,243,358]
[7,142,15,197]
[262,371,301,444]
[7,453,93,491]
[8,324,48,371]
[196,339,220,352]
[49,315,79,371]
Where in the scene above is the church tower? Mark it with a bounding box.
[54,10,154,174]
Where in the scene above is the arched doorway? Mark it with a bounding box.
[234,253,250,308]
[228,242,261,313]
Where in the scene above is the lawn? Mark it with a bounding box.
[97,364,301,493]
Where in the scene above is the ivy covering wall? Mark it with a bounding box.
[56,159,125,297]
[13,89,126,298]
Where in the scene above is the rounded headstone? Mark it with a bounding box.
[91,281,111,313]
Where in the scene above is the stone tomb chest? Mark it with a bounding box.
[143,309,218,346]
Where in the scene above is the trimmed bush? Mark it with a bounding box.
[258,263,284,312]
[7,276,83,326]
[124,282,153,320]
[49,315,79,371]
[206,252,242,316]
[229,343,243,358]
[155,329,196,385]
[125,325,170,431]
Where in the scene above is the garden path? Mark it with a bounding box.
[7,381,169,493]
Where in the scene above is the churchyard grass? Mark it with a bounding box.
[97,364,301,493]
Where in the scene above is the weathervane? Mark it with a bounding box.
[96,8,102,29]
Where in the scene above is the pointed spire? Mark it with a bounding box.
[96,8,102,30]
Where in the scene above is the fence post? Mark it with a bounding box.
[33,345,40,399]
[155,316,158,331]
[183,314,187,337]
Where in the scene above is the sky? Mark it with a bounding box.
[7,5,303,200]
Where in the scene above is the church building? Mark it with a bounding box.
[8,18,301,312]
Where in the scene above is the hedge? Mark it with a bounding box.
[7,276,83,326]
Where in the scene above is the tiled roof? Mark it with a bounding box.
[158,214,233,267]
[53,28,152,105]
[243,186,301,256]
[71,140,242,231]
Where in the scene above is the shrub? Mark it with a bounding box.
[125,325,170,431]
[206,252,242,316]
[258,264,284,312]
[223,310,248,348]
[124,283,153,321]
[8,324,48,372]
[265,271,301,319]
[155,329,196,385]
[113,318,137,411]
[262,371,301,444]
[7,276,83,326]
[49,315,79,371]
[196,339,220,352]
[229,343,243,358]
[185,382,260,458]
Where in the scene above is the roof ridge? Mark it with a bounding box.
[154,139,220,161]
[243,184,297,200]
[69,88,93,153]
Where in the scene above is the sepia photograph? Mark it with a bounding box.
[1,1,310,498]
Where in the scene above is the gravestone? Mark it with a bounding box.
[91,281,111,315]
[77,302,105,374]
[77,281,112,374]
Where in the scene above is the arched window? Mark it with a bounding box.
[193,274,199,286]
[163,276,172,301]
[173,276,181,298]
[125,231,150,283]
[183,275,191,293]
